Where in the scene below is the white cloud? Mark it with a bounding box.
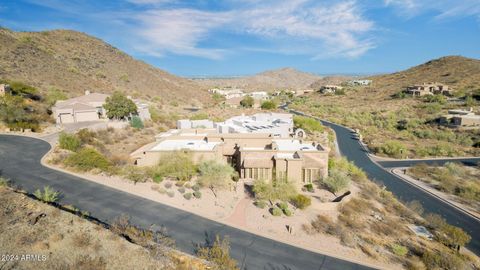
[384,0,480,20]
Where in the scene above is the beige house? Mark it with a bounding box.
[405,82,451,96]
[440,108,480,128]
[52,91,151,124]
[0,84,11,96]
[319,85,343,94]
[131,119,329,188]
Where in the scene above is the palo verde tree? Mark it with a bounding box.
[103,91,137,120]
[198,160,236,197]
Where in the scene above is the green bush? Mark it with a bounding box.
[252,179,297,203]
[270,207,282,216]
[164,182,173,189]
[151,151,196,181]
[65,148,111,171]
[261,100,277,110]
[376,140,407,158]
[290,194,311,209]
[254,200,267,209]
[190,112,209,120]
[76,129,95,144]
[303,183,314,192]
[277,202,288,211]
[192,184,201,192]
[293,116,325,133]
[103,91,137,120]
[197,160,236,197]
[59,132,81,152]
[122,166,148,184]
[0,177,10,187]
[183,193,192,200]
[283,208,293,216]
[130,116,144,129]
[33,186,60,203]
[323,169,351,195]
[193,191,202,199]
[178,187,186,194]
[390,244,408,256]
[240,96,254,108]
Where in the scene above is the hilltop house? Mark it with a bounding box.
[0,84,11,96]
[405,82,452,96]
[348,80,372,86]
[208,88,245,99]
[52,91,151,124]
[439,108,480,129]
[131,113,328,188]
[319,85,343,94]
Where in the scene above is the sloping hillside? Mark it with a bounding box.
[309,76,352,90]
[368,56,480,95]
[0,28,210,105]
[196,67,321,91]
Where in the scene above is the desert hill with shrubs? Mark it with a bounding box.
[196,67,321,91]
[0,27,210,105]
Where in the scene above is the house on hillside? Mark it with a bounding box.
[319,85,343,94]
[405,82,452,96]
[131,113,327,188]
[247,91,269,100]
[208,88,245,99]
[348,79,372,86]
[439,108,480,129]
[0,84,11,96]
[52,91,151,124]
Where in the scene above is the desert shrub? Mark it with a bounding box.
[72,233,91,248]
[277,202,288,211]
[130,116,144,129]
[252,179,297,204]
[65,148,111,171]
[164,182,173,189]
[261,100,277,110]
[0,177,10,187]
[190,112,209,120]
[254,200,267,209]
[424,213,447,230]
[196,235,239,270]
[375,140,407,158]
[283,208,293,216]
[122,166,148,184]
[151,151,196,181]
[307,215,336,234]
[405,200,424,216]
[178,187,186,193]
[59,132,81,151]
[390,244,408,257]
[340,230,356,247]
[34,186,60,203]
[422,250,465,270]
[167,191,175,197]
[240,96,254,108]
[183,193,192,200]
[270,207,282,216]
[198,160,236,197]
[76,128,95,144]
[323,169,350,196]
[192,184,201,191]
[293,116,325,133]
[193,191,202,199]
[175,181,186,187]
[45,87,67,106]
[436,224,471,251]
[303,183,314,192]
[290,194,311,209]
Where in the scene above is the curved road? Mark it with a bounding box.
[284,107,480,255]
[0,134,372,270]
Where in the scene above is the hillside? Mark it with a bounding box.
[368,56,480,95]
[196,67,321,91]
[309,75,352,90]
[0,28,210,105]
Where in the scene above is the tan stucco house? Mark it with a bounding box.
[405,82,451,96]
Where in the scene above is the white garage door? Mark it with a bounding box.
[75,111,99,122]
[59,113,74,124]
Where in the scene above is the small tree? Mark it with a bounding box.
[196,235,239,270]
[151,151,196,181]
[103,91,137,120]
[59,132,81,152]
[252,179,297,205]
[323,169,350,196]
[130,116,144,129]
[438,224,471,252]
[261,100,277,110]
[240,96,254,108]
[290,194,311,209]
[198,160,235,197]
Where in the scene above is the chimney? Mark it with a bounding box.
[85,90,91,95]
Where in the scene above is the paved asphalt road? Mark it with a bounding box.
[284,108,480,255]
[378,158,480,168]
[0,134,373,270]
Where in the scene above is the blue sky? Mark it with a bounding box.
[0,0,479,77]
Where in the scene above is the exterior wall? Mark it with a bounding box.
[134,150,221,167]
[75,111,100,122]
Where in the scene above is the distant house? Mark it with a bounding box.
[348,79,372,86]
[319,85,343,94]
[52,91,150,124]
[209,88,245,99]
[439,108,480,129]
[0,84,11,96]
[405,82,452,96]
[248,91,269,100]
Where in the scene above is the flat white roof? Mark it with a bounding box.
[273,139,317,151]
[150,140,219,151]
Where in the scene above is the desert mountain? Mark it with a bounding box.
[0,28,210,105]
[196,67,321,91]
[368,56,480,95]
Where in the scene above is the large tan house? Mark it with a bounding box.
[52,91,151,124]
[405,82,451,96]
[131,116,329,188]
[440,108,480,129]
